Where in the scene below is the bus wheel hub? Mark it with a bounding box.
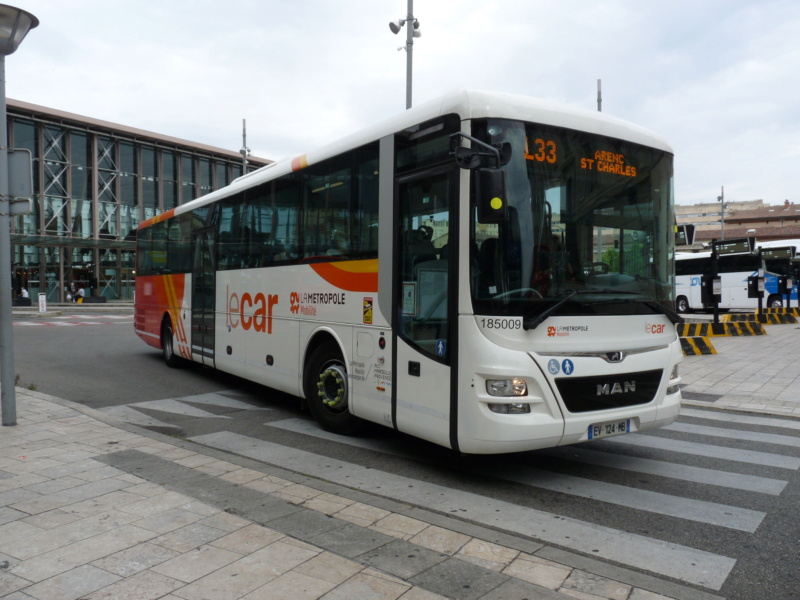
[317,367,346,409]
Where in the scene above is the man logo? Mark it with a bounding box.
[604,351,625,363]
[597,381,636,396]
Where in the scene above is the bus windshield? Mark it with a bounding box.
[470,118,675,321]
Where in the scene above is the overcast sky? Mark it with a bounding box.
[7,0,799,206]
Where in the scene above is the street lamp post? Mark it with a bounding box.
[717,185,726,241]
[0,4,38,426]
[389,0,421,109]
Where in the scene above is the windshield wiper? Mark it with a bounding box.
[644,300,684,325]
[523,290,577,330]
[585,296,684,325]
[522,290,684,330]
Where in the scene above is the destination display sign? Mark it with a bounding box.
[713,238,755,255]
[524,137,557,164]
[580,151,637,178]
[761,246,795,259]
[676,224,695,246]
[523,136,638,178]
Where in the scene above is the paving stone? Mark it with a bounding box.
[134,507,207,534]
[149,523,230,553]
[22,564,120,600]
[240,569,336,600]
[307,522,394,558]
[150,544,243,583]
[480,576,569,600]
[315,570,409,600]
[0,570,29,597]
[209,523,284,554]
[291,551,364,586]
[91,542,181,577]
[267,508,343,540]
[358,538,449,580]
[176,540,319,600]
[409,557,509,600]
[409,525,470,555]
[79,569,184,600]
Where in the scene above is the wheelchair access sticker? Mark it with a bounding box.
[548,358,575,375]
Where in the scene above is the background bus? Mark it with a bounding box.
[135,90,682,454]
[675,239,799,313]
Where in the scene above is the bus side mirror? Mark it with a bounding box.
[476,168,507,223]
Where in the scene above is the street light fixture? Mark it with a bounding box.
[388,0,421,109]
[717,185,726,241]
[0,4,38,427]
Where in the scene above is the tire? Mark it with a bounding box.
[161,318,182,368]
[767,295,783,309]
[304,340,362,435]
[675,296,690,314]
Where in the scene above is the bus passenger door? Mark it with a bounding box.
[192,228,216,367]
[393,168,457,450]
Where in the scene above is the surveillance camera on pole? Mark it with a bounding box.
[388,0,420,109]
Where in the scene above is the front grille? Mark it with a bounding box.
[555,369,663,413]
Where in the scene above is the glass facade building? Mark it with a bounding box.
[7,99,269,301]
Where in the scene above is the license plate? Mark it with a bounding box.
[588,419,631,440]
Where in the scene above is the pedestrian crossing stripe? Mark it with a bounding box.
[14,315,133,327]
[103,389,800,592]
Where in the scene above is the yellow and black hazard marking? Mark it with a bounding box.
[722,313,797,325]
[677,322,766,337]
[759,307,800,317]
[680,336,716,356]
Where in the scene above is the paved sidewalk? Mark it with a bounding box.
[680,321,800,415]
[3,323,798,600]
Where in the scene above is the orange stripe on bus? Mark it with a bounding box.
[164,274,189,347]
[309,260,378,292]
[140,208,177,230]
[291,154,309,171]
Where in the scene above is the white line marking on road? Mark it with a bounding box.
[189,430,736,590]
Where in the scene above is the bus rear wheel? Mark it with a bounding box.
[304,341,362,435]
[767,295,783,309]
[161,318,182,368]
[675,296,690,314]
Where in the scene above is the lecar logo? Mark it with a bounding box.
[226,286,278,333]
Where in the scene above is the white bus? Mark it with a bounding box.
[675,239,799,313]
[135,90,682,454]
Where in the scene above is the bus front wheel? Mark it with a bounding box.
[161,318,182,368]
[304,341,362,435]
[767,295,783,309]
[675,296,690,314]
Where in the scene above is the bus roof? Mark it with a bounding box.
[144,90,673,228]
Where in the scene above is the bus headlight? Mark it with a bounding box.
[666,365,680,395]
[486,378,528,397]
